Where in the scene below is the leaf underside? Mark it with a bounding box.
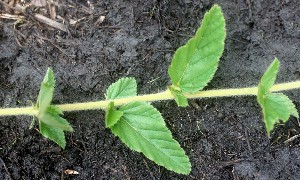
[110,102,191,174]
[41,112,73,132]
[168,4,226,93]
[257,59,299,136]
[39,121,66,149]
[106,77,137,100]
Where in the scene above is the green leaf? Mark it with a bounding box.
[35,68,73,149]
[39,121,66,149]
[106,77,137,100]
[169,85,188,107]
[168,5,226,93]
[257,59,299,136]
[110,102,191,174]
[105,101,124,128]
[37,68,55,114]
[40,112,73,132]
[262,93,298,133]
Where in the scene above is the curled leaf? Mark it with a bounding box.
[105,102,123,128]
[257,59,299,136]
[36,68,72,149]
[37,68,55,115]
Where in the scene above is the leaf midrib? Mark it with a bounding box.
[176,9,221,88]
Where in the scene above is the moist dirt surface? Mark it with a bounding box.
[1,0,300,179]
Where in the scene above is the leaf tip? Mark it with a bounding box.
[60,143,66,149]
[44,67,55,86]
[67,126,74,132]
[180,161,192,175]
[212,4,221,9]
[272,58,280,68]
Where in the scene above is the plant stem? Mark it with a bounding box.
[0,81,299,116]
[0,107,38,116]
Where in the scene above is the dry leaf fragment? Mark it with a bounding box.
[64,169,79,175]
[34,14,67,32]
[31,0,47,7]
[69,17,86,25]
[94,16,105,25]
[48,0,56,19]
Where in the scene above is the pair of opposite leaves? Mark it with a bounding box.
[36,5,298,175]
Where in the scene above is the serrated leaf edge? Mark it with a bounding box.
[258,59,299,135]
[168,4,226,93]
[116,102,191,174]
[106,77,137,100]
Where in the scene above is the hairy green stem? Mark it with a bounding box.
[0,81,299,117]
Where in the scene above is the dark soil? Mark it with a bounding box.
[1,0,300,179]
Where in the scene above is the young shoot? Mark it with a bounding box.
[0,5,299,175]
